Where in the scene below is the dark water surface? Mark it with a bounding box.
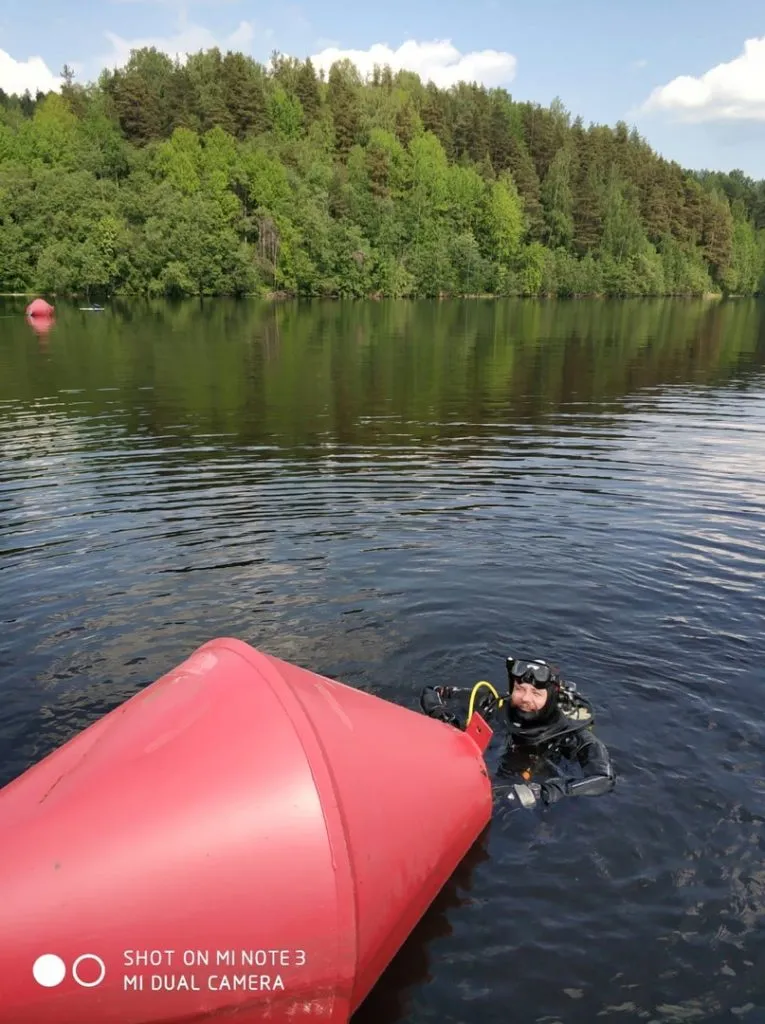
[2,297,765,1023]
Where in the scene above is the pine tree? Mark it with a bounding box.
[328,62,362,157]
[295,59,321,123]
[488,91,514,171]
[451,86,474,162]
[109,70,163,144]
[540,146,575,248]
[59,65,88,119]
[506,136,543,240]
[394,97,419,147]
[640,163,671,243]
[221,53,268,139]
[666,165,691,244]
[188,50,236,135]
[19,90,35,117]
[573,163,604,254]
[165,65,200,134]
[521,102,559,181]
[683,177,706,246]
[421,84,453,157]
[701,189,734,280]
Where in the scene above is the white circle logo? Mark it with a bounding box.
[32,953,107,988]
[32,954,66,988]
[72,954,106,988]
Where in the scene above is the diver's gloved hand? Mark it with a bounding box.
[476,692,498,718]
[507,782,544,809]
[420,685,444,714]
[419,686,460,727]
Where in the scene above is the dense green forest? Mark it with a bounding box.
[2,48,765,299]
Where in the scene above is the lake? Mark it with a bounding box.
[1,296,765,1024]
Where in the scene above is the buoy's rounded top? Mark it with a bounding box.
[25,298,55,318]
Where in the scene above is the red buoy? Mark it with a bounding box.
[0,638,492,1024]
[25,298,55,318]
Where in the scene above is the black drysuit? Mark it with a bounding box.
[419,685,615,806]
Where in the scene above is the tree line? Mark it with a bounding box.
[2,48,765,299]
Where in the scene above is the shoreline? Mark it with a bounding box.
[0,290,731,301]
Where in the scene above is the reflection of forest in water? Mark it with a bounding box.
[2,298,764,459]
[3,297,765,1024]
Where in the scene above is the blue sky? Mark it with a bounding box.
[2,0,765,177]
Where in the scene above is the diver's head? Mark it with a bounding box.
[510,679,550,714]
[505,658,560,726]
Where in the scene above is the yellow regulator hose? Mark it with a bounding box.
[466,680,504,726]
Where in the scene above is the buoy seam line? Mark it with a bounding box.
[283,685,362,1002]
[35,736,100,805]
[37,770,68,805]
[213,638,358,1008]
[34,705,129,805]
[254,654,360,1007]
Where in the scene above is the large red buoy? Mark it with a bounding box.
[0,638,492,1024]
[25,297,55,318]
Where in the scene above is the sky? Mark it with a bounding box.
[2,0,765,178]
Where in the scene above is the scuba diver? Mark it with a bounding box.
[420,657,615,809]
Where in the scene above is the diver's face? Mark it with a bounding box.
[511,682,549,713]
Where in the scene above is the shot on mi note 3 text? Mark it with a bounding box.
[33,949,309,993]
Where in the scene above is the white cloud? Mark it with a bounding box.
[1,30,513,99]
[0,48,62,96]
[308,39,517,89]
[642,36,765,122]
[98,19,257,70]
[631,58,648,71]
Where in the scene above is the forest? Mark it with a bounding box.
[2,48,765,299]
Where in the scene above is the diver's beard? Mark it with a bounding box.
[508,688,558,728]
[516,701,544,714]
[511,706,549,724]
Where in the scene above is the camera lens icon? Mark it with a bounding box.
[33,954,106,988]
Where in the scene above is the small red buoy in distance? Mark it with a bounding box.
[25,298,55,318]
[0,638,493,1024]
